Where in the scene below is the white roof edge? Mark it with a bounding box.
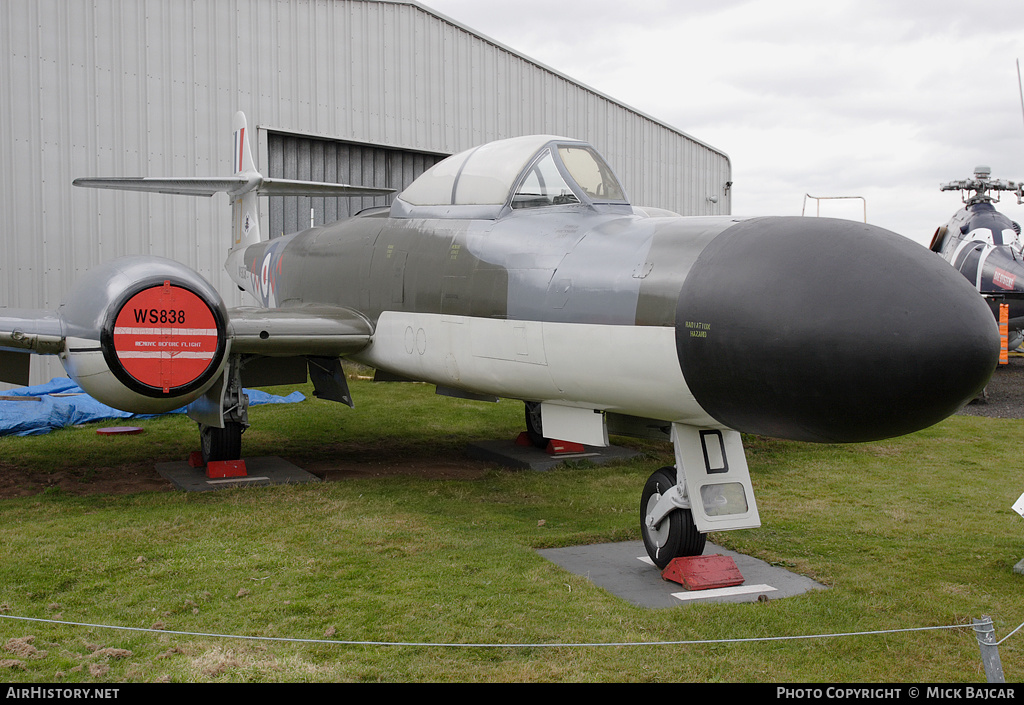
[388,0,730,165]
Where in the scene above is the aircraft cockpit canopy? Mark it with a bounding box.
[391,135,629,219]
[966,225,1023,251]
[961,203,1024,255]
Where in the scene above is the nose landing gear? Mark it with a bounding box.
[640,424,761,568]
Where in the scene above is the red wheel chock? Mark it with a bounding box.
[545,439,585,455]
[187,451,248,479]
[513,433,586,455]
[205,460,247,479]
[661,554,744,590]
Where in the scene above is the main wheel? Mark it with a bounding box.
[524,401,548,448]
[640,466,706,568]
[200,422,243,464]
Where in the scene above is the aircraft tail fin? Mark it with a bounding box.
[233,110,257,176]
[230,111,262,253]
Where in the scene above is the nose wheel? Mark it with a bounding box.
[641,466,706,568]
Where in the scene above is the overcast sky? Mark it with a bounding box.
[420,0,1024,245]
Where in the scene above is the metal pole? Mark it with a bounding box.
[973,615,1005,683]
[1016,59,1024,132]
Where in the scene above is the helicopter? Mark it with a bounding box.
[931,165,1024,351]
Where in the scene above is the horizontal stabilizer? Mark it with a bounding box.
[73,176,252,197]
[73,176,393,199]
[259,178,394,198]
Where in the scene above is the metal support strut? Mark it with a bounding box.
[973,615,1006,683]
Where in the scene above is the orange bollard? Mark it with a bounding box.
[999,304,1009,366]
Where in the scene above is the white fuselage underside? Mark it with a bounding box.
[353,311,721,430]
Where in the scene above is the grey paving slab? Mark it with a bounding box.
[156,456,320,492]
[538,540,827,608]
[466,439,639,471]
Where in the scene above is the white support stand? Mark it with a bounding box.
[540,403,609,448]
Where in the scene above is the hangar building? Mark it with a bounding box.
[0,0,732,386]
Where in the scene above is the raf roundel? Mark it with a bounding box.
[108,281,223,395]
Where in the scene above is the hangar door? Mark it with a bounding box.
[264,130,447,238]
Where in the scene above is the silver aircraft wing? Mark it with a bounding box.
[227,305,374,357]
[0,303,374,388]
[185,304,376,420]
[0,309,65,385]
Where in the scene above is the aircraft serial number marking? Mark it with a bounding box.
[133,308,188,325]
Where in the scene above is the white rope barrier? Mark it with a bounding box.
[3,612,1014,649]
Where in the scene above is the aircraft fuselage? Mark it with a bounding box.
[240,206,999,445]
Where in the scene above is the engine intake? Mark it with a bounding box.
[102,279,226,397]
[59,257,229,413]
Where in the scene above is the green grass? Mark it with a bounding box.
[0,376,1021,682]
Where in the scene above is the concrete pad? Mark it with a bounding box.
[537,540,827,608]
[466,439,639,471]
[156,456,320,492]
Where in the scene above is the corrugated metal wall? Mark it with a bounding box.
[0,0,731,385]
[264,131,446,236]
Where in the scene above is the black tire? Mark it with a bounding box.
[200,422,243,464]
[524,401,548,448]
[640,466,706,568]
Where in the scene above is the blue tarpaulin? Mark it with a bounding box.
[0,378,305,436]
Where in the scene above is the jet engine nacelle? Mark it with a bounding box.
[58,256,230,414]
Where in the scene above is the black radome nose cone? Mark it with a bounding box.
[676,217,1000,443]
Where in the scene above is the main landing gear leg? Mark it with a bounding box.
[195,357,249,464]
[200,421,244,464]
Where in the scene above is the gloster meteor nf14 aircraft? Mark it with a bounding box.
[932,166,1024,351]
[0,113,1001,567]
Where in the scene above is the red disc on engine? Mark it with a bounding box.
[111,281,220,393]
